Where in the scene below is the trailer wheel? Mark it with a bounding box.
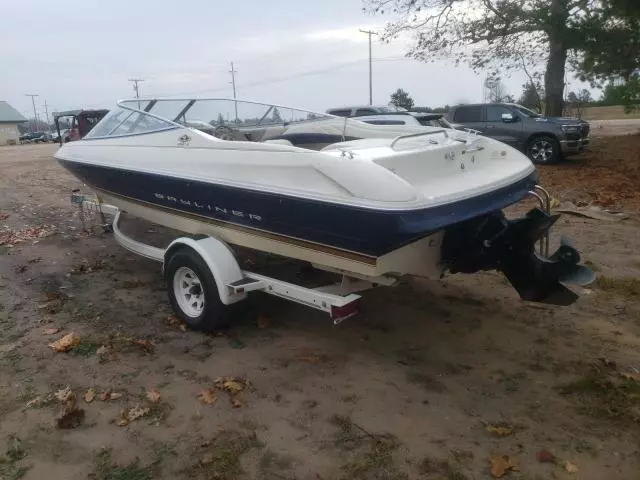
[164,248,230,331]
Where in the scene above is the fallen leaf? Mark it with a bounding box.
[84,388,96,403]
[564,460,578,473]
[536,450,556,463]
[199,454,214,465]
[99,391,110,401]
[214,376,249,394]
[198,389,217,405]
[14,265,27,274]
[257,315,270,329]
[179,324,187,332]
[486,425,513,437]
[146,388,161,404]
[49,333,80,352]
[116,404,150,426]
[297,353,327,364]
[56,406,85,429]
[132,338,154,352]
[490,455,519,478]
[55,386,74,404]
[230,397,244,408]
[620,371,640,382]
[43,327,60,335]
[25,396,43,408]
[0,213,9,220]
[222,380,244,394]
[96,345,109,356]
[127,404,149,421]
[109,392,122,400]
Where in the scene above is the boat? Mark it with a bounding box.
[54,97,593,317]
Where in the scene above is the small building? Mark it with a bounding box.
[0,101,27,145]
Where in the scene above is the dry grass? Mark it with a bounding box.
[188,430,262,479]
[89,449,154,480]
[594,276,640,296]
[582,106,640,120]
[329,415,406,480]
[538,134,640,210]
[419,456,469,480]
[559,365,640,423]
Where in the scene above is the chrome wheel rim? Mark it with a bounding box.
[173,267,204,318]
[530,140,554,162]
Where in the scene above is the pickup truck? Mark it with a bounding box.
[447,103,590,164]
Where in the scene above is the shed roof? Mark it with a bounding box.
[0,101,27,123]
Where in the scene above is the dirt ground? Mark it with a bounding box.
[1,141,639,480]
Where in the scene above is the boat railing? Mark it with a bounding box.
[527,185,552,256]
[389,130,449,150]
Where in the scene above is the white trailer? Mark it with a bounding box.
[73,195,386,331]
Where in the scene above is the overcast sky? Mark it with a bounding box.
[1,0,595,119]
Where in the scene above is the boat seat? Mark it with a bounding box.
[263,139,294,146]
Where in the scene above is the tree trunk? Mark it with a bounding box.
[544,0,569,116]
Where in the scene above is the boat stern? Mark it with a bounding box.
[441,205,594,305]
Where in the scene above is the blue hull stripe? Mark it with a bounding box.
[58,160,537,256]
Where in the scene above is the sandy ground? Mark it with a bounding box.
[1,143,640,480]
[589,119,640,137]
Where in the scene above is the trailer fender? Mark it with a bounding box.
[164,236,246,305]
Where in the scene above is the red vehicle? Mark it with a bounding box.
[54,109,109,144]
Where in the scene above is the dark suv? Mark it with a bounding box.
[447,103,590,164]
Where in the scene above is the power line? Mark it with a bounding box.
[359,29,379,105]
[24,94,39,132]
[155,55,407,98]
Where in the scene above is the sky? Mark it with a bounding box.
[1,0,596,120]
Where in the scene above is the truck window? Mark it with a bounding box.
[354,108,377,116]
[453,106,481,123]
[327,109,352,117]
[485,105,513,122]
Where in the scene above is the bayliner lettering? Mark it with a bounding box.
[153,193,263,221]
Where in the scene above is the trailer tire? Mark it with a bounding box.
[165,247,231,331]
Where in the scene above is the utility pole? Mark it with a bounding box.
[43,100,51,133]
[128,78,144,109]
[229,62,238,123]
[128,78,144,98]
[359,29,378,105]
[25,94,39,132]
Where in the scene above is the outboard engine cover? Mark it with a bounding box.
[442,208,594,305]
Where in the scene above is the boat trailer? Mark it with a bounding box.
[72,195,365,329]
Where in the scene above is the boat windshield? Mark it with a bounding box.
[119,98,333,130]
[85,106,177,139]
[84,98,445,150]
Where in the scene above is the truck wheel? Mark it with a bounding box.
[164,247,231,331]
[526,136,560,164]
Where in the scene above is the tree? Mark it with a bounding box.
[577,0,640,82]
[576,1,640,112]
[365,0,638,117]
[216,113,225,125]
[390,88,415,110]
[565,89,593,117]
[519,82,544,111]
[484,77,510,103]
